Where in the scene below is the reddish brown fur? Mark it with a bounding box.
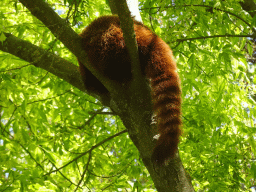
[78,15,181,165]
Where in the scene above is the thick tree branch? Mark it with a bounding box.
[113,0,142,82]
[0,33,84,91]
[109,2,194,192]
[18,0,119,96]
[19,0,79,55]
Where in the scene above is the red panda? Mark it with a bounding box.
[78,15,182,165]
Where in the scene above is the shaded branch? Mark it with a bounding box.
[44,129,128,176]
[113,0,142,82]
[88,160,132,178]
[175,34,255,43]
[0,63,33,72]
[141,4,256,34]
[74,151,92,191]
[49,161,81,189]
[27,90,72,105]
[182,4,255,33]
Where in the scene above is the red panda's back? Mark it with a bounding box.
[79,16,182,165]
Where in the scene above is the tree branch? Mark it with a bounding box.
[44,129,127,176]
[113,0,142,82]
[0,33,85,91]
[18,0,119,98]
[175,34,255,43]
[182,4,255,33]
[141,4,256,34]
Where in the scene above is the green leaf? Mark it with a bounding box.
[0,32,7,43]
[247,43,253,56]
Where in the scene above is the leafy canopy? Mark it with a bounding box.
[0,0,256,191]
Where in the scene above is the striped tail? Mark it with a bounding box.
[147,37,182,165]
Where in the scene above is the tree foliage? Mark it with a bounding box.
[0,0,256,191]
